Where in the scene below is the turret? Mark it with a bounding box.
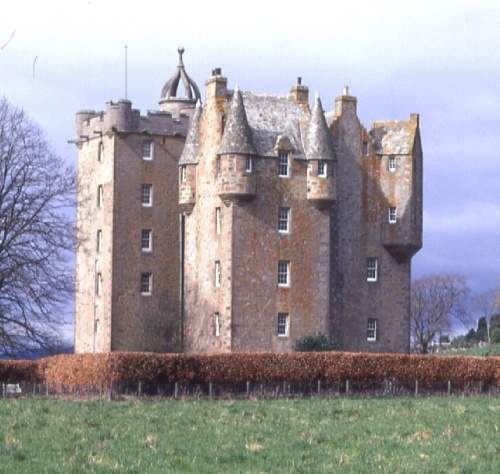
[306,93,336,209]
[217,86,256,205]
[179,101,202,214]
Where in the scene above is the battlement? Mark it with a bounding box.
[75,99,193,143]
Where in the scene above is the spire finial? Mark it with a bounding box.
[177,46,185,65]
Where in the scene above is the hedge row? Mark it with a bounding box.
[1,352,500,387]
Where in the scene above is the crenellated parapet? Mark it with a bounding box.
[75,100,192,146]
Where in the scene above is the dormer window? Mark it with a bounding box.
[245,156,252,173]
[278,152,290,177]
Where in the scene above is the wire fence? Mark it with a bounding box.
[2,379,500,401]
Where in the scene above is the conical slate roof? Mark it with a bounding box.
[179,100,202,165]
[219,86,257,155]
[160,47,201,105]
[304,92,335,161]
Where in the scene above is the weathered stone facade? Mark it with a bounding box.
[74,50,422,354]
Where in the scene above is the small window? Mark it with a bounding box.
[97,185,103,208]
[278,152,290,177]
[141,273,152,295]
[141,229,152,252]
[215,207,221,235]
[389,207,397,224]
[98,141,104,162]
[278,261,290,286]
[94,319,100,334]
[215,261,221,288]
[214,313,220,337]
[142,140,153,160]
[362,141,369,155]
[96,229,103,253]
[141,184,153,207]
[278,207,290,233]
[181,165,187,183]
[245,156,252,173]
[96,273,103,296]
[318,161,327,178]
[367,258,378,282]
[388,156,396,172]
[277,313,289,337]
[367,318,378,341]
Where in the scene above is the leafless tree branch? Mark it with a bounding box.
[0,97,75,358]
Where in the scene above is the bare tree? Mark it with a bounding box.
[410,274,470,354]
[0,98,75,358]
[472,289,500,344]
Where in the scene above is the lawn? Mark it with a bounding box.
[0,397,499,473]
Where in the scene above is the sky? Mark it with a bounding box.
[1,0,499,301]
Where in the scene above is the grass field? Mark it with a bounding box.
[1,397,499,473]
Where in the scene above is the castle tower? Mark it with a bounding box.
[74,49,199,353]
[181,71,335,352]
[330,87,422,353]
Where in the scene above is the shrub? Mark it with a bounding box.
[491,327,500,344]
[294,333,335,352]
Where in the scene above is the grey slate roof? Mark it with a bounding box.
[239,92,310,158]
[179,101,202,165]
[371,120,417,155]
[303,93,335,161]
[219,87,258,155]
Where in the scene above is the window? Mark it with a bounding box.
[367,257,378,282]
[214,313,220,337]
[98,141,104,162]
[278,152,290,177]
[245,156,252,172]
[389,207,397,224]
[388,156,396,172]
[96,229,102,252]
[367,318,378,341]
[141,273,152,295]
[141,184,152,206]
[142,140,153,160]
[94,319,100,334]
[96,273,102,296]
[215,207,221,235]
[97,185,103,208]
[278,207,290,233]
[181,165,187,183]
[278,261,290,286]
[277,313,289,337]
[318,161,327,178]
[215,261,221,288]
[141,229,152,251]
[362,141,369,155]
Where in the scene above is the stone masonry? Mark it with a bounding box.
[74,49,422,354]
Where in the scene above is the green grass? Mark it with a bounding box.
[0,397,499,473]
[445,343,500,357]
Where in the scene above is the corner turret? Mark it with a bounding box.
[306,93,336,209]
[217,86,256,205]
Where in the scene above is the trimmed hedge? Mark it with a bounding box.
[1,352,499,387]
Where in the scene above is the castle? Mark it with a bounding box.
[74,48,422,354]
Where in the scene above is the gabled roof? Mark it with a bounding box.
[239,92,310,158]
[371,119,418,155]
